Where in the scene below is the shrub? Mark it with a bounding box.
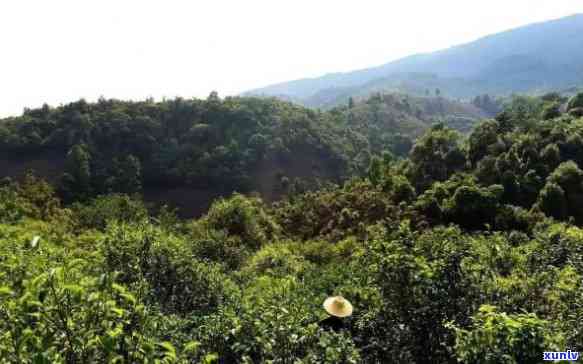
[101,222,237,315]
[0,260,177,362]
[450,305,564,364]
[541,102,561,120]
[242,244,312,278]
[72,194,148,230]
[365,223,475,362]
[190,227,251,270]
[202,194,280,250]
[274,179,396,241]
[443,184,501,229]
[196,276,361,363]
[567,92,583,111]
[536,182,568,220]
[0,173,63,224]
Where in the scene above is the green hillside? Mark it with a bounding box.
[1,92,583,362]
[0,93,486,216]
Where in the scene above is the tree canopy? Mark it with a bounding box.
[1,91,583,362]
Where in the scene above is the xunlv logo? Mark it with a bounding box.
[543,350,579,361]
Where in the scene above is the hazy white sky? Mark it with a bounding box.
[0,0,581,116]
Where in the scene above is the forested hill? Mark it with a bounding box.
[245,14,583,107]
[0,92,488,215]
[2,91,583,362]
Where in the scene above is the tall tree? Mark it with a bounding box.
[60,143,92,202]
[113,155,142,194]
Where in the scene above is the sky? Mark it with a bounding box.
[0,0,582,117]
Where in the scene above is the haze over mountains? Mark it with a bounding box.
[245,14,583,108]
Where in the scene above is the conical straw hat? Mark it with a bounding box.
[323,296,353,318]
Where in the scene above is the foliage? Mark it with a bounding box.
[273,179,398,241]
[201,194,280,250]
[408,123,466,191]
[0,173,64,224]
[60,143,92,202]
[0,95,414,205]
[2,91,583,362]
[71,194,149,230]
[0,260,197,363]
[567,92,583,111]
[450,305,564,364]
[363,223,476,362]
[537,161,583,224]
[100,222,237,315]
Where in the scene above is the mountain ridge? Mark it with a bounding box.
[244,14,583,106]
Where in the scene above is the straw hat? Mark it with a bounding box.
[323,296,353,318]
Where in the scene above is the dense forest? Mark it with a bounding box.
[1,91,583,363]
[0,92,489,215]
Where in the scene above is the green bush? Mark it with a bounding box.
[365,223,476,362]
[0,260,172,363]
[190,227,251,270]
[101,222,237,315]
[202,194,280,250]
[0,173,63,224]
[242,244,312,278]
[196,276,361,363]
[450,305,564,364]
[541,102,561,120]
[567,92,583,111]
[72,194,149,230]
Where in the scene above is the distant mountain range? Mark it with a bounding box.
[244,14,583,108]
